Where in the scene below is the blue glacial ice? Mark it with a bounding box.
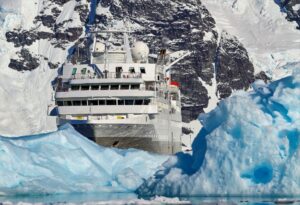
[0,125,167,195]
[137,69,300,197]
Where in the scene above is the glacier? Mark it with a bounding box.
[0,124,167,195]
[137,69,300,197]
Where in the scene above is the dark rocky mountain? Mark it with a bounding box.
[5,0,267,123]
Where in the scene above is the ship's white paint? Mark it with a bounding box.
[55,29,184,153]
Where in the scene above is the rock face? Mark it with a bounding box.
[215,31,255,99]
[6,0,89,71]
[93,0,261,122]
[4,0,266,122]
[276,0,300,29]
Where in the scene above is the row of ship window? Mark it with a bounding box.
[57,99,151,106]
[71,84,140,91]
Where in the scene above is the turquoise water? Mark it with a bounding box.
[1,194,300,204]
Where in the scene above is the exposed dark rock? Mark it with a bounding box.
[75,4,90,23]
[62,0,261,122]
[49,0,72,6]
[51,7,61,18]
[6,31,38,47]
[255,71,271,83]
[215,31,255,99]
[48,62,60,69]
[9,49,40,71]
[276,0,300,29]
[35,15,56,28]
[182,127,194,135]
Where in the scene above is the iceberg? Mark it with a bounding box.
[138,69,300,197]
[0,124,167,195]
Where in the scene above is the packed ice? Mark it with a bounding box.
[0,124,167,195]
[138,69,300,196]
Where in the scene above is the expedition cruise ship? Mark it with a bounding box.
[54,28,191,154]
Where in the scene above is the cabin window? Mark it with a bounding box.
[107,100,117,105]
[110,85,119,90]
[120,84,130,90]
[91,85,99,90]
[71,85,80,91]
[140,67,146,74]
[88,100,98,106]
[73,101,81,106]
[135,100,143,105]
[101,85,109,90]
[81,85,90,90]
[129,67,135,73]
[72,68,77,75]
[131,84,140,90]
[57,101,63,106]
[144,99,151,105]
[118,100,125,105]
[82,101,87,106]
[157,75,160,81]
[125,100,134,105]
[99,100,105,105]
[66,101,72,106]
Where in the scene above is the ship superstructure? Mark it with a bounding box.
[54,28,190,154]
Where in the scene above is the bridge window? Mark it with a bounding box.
[101,85,109,90]
[81,68,87,75]
[73,101,81,106]
[107,100,117,105]
[125,100,134,105]
[140,67,146,74]
[71,85,80,91]
[99,100,105,105]
[120,84,130,90]
[118,100,125,105]
[131,84,140,90]
[88,100,98,106]
[144,99,151,105]
[129,67,135,73]
[91,85,99,90]
[65,101,72,106]
[110,85,119,90]
[57,101,63,106]
[82,101,87,106]
[81,85,90,90]
[135,100,143,105]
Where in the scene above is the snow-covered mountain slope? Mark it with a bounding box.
[0,0,299,138]
[201,0,300,79]
[0,0,89,136]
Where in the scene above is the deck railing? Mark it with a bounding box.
[73,72,142,80]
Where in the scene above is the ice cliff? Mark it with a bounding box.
[0,124,167,195]
[138,68,300,196]
[0,67,300,197]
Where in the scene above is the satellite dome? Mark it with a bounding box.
[131,41,149,63]
[95,42,105,52]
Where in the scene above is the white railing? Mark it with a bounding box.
[73,72,142,80]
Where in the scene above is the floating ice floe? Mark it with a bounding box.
[138,69,300,196]
[0,125,167,195]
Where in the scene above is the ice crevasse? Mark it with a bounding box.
[138,69,300,196]
[0,125,168,195]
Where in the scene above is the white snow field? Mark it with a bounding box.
[0,124,167,195]
[138,68,300,196]
[201,0,300,79]
[0,0,85,136]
